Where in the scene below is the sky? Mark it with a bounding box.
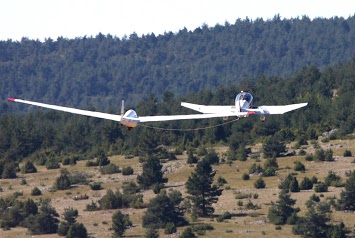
[1,0,355,41]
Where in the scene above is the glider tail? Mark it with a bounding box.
[121,100,125,117]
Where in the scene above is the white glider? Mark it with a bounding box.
[7,91,307,129]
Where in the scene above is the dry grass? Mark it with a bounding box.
[0,138,354,238]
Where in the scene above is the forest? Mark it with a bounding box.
[1,59,354,164]
[0,15,355,108]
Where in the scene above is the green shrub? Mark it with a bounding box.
[54,170,71,190]
[21,161,37,173]
[21,178,27,185]
[62,158,71,165]
[67,223,87,238]
[235,192,249,199]
[242,173,250,180]
[31,187,42,196]
[216,211,232,222]
[343,150,352,157]
[254,177,266,189]
[294,161,305,171]
[300,177,313,190]
[85,201,99,211]
[46,157,60,170]
[89,182,102,190]
[122,166,134,175]
[305,154,314,161]
[164,222,177,234]
[217,176,227,186]
[314,182,328,193]
[180,227,196,238]
[100,164,120,174]
[263,167,276,177]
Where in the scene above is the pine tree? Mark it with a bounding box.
[112,210,131,237]
[337,170,355,211]
[268,191,299,225]
[54,169,71,190]
[137,157,167,189]
[186,159,222,217]
[67,223,87,238]
[142,190,187,228]
[24,199,59,235]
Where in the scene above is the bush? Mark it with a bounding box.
[343,150,352,157]
[89,182,102,190]
[112,211,131,237]
[122,166,134,175]
[54,170,71,190]
[254,177,266,189]
[324,149,334,161]
[180,227,196,238]
[305,154,314,161]
[216,211,232,222]
[67,223,87,238]
[46,157,60,170]
[21,178,27,185]
[263,167,276,177]
[324,171,342,186]
[204,150,219,164]
[21,161,37,173]
[294,161,305,171]
[164,222,177,234]
[145,227,159,238]
[300,177,313,190]
[249,163,263,174]
[62,157,78,166]
[289,177,300,192]
[31,187,42,196]
[187,150,198,164]
[217,176,227,186]
[242,173,250,180]
[100,164,120,174]
[314,182,328,192]
[85,201,99,211]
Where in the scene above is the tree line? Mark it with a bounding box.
[0,15,354,107]
[1,58,354,166]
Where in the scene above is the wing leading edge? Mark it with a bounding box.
[7,98,122,122]
[7,98,250,123]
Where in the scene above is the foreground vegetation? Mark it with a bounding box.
[0,136,354,237]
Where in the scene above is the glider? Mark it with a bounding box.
[7,91,307,130]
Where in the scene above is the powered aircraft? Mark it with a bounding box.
[7,91,307,130]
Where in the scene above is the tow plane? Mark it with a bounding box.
[7,91,307,130]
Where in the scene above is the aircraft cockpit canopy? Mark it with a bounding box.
[235,92,253,104]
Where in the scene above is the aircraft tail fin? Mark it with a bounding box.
[121,100,125,116]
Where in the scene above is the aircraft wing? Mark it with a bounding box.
[7,98,122,121]
[137,111,252,122]
[181,102,233,114]
[7,98,250,123]
[246,103,308,114]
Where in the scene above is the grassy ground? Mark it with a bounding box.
[0,138,354,238]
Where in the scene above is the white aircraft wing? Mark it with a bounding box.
[181,102,234,114]
[247,103,308,114]
[7,98,250,123]
[137,111,252,122]
[7,98,122,122]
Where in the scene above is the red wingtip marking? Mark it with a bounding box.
[7,98,16,102]
[247,111,256,115]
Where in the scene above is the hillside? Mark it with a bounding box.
[1,15,355,107]
[0,138,354,237]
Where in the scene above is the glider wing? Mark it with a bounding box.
[7,98,122,122]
